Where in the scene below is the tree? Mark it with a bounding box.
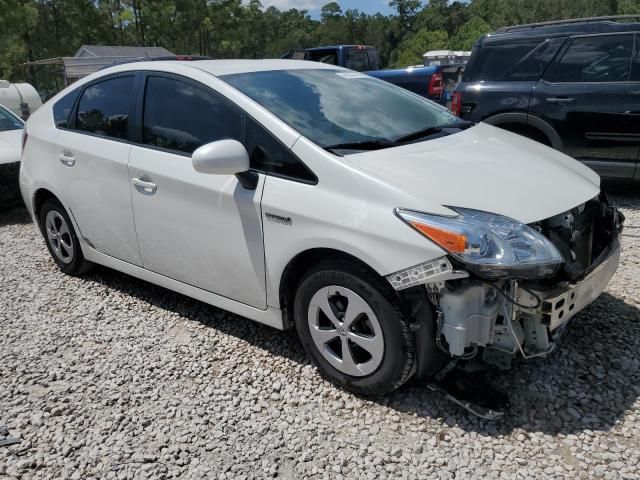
[393,29,449,67]
[450,16,491,50]
[320,2,342,21]
[389,0,422,30]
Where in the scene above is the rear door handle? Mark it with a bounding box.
[58,150,75,167]
[546,97,575,104]
[132,177,157,194]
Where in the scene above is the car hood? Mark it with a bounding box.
[343,123,600,224]
[0,129,22,165]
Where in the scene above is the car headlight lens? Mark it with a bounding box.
[396,207,563,279]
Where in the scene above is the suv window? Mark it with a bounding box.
[53,89,80,128]
[76,76,133,139]
[463,42,544,81]
[631,35,640,81]
[545,34,634,83]
[345,49,370,71]
[142,75,242,154]
[246,117,316,183]
[506,38,565,81]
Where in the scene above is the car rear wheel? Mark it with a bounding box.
[40,199,92,275]
[294,258,415,396]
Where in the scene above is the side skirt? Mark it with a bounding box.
[63,207,285,330]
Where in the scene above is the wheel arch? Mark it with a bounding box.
[278,247,387,330]
[33,188,61,230]
[483,112,563,149]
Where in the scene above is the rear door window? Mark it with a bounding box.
[142,75,242,154]
[75,76,134,139]
[506,38,565,81]
[544,34,634,83]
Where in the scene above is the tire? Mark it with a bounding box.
[39,199,93,275]
[293,258,415,396]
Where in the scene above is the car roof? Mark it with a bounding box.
[480,16,640,45]
[111,59,342,77]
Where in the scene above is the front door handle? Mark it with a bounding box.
[546,97,575,104]
[132,177,157,194]
[58,150,75,167]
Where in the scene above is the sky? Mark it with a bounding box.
[259,0,395,18]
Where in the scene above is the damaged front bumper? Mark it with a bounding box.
[387,198,623,371]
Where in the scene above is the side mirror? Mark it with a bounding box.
[192,139,249,175]
[192,139,258,190]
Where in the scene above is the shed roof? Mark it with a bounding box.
[74,45,174,58]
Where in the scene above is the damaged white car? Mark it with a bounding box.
[20,61,623,410]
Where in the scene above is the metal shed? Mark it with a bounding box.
[22,45,175,87]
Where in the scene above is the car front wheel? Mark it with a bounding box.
[294,259,415,396]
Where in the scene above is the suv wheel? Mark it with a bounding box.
[294,259,415,396]
[40,199,93,275]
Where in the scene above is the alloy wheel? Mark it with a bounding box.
[45,210,74,264]
[307,285,384,377]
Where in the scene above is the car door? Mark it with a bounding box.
[530,33,640,179]
[55,73,142,265]
[127,72,267,309]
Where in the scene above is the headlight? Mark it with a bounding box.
[396,207,563,279]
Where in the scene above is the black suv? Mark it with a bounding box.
[453,16,640,181]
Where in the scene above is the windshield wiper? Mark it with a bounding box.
[393,121,474,144]
[324,121,476,153]
[323,139,395,153]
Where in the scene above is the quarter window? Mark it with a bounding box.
[246,117,316,183]
[462,42,544,82]
[142,76,242,154]
[53,88,80,128]
[545,34,634,83]
[76,76,133,139]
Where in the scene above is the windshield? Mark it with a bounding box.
[0,106,23,132]
[220,69,461,150]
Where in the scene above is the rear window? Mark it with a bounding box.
[367,49,381,70]
[345,49,370,71]
[463,40,561,82]
[544,34,634,83]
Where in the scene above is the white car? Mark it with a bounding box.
[0,104,24,205]
[20,60,623,396]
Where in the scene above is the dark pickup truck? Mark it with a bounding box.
[284,45,445,103]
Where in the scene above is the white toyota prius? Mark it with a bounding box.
[20,60,623,396]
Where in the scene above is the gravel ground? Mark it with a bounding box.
[1,192,639,480]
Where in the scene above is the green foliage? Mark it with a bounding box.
[450,16,492,50]
[2,0,638,82]
[394,29,449,67]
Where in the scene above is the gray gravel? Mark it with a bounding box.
[1,192,639,480]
